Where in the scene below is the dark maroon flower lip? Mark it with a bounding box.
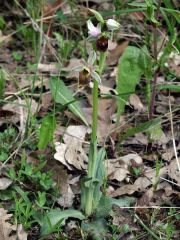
[96,36,108,52]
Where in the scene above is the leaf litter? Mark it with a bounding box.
[0,1,180,239]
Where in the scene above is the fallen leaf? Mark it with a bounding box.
[17,224,28,240]
[129,94,145,112]
[111,165,168,197]
[64,58,82,79]
[57,185,75,208]
[2,99,38,135]
[168,159,180,185]
[0,178,13,190]
[105,159,129,182]
[106,41,129,66]
[106,154,143,182]
[54,142,71,169]
[84,97,116,142]
[38,63,59,74]
[0,208,16,240]
[54,125,89,170]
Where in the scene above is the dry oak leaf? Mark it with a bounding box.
[0,208,16,240]
[168,159,180,186]
[0,178,13,190]
[129,94,145,112]
[111,165,168,197]
[54,125,89,170]
[106,154,143,182]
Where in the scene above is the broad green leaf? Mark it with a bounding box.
[116,46,142,119]
[49,77,88,126]
[119,118,161,142]
[95,195,135,218]
[41,209,85,236]
[38,115,56,150]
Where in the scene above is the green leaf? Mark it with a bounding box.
[49,77,88,126]
[0,69,5,99]
[111,196,136,207]
[0,16,5,29]
[81,146,106,215]
[95,195,135,218]
[157,84,180,92]
[40,209,85,236]
[89,9,104,24]
[38,115,56,150]
[147,123,164,141]
[12,51,23,61]
[119,118,161,142]
[116,46,142,119]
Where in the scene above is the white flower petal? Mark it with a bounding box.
[91,71,102,84]
[87,51,96,66]
[87,20,94,31]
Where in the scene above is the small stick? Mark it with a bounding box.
[169,96,180,172]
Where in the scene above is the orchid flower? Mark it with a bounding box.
[72,51,101,85]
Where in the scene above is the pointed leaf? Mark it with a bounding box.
[41,209,85,236]
[49,77,88,126]
[38,115,56,150]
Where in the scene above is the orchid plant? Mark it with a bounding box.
[78,9,120,217]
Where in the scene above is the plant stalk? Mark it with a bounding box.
[85,52,107,216]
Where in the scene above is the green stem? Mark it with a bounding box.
[99,52,107,75]
[91,80,99,143]
[84,52,107,216]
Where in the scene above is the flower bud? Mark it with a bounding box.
[106,19,120,30]
[96,36,108,52]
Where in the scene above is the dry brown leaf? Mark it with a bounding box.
[84,97,116,142]
[108,40,117,51]
[119,153,143,165]
[111,184,139,197]
[137,188,154,206]
[37,63,59,74]
[0,178,13,190]
[168,159,180,185]
[57,185,75,208]
[129,94,145,112]
[111,164,168,197]
[106,154,142,182]
[64,58,82,79]
[3,99,38,136]
[17,224,28,240]
[0,31,12,44]
[106,41,129,66]
[54,125,89,170]
[105,159,129,182]
[98,85,117,95]
[0,208,16,240]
